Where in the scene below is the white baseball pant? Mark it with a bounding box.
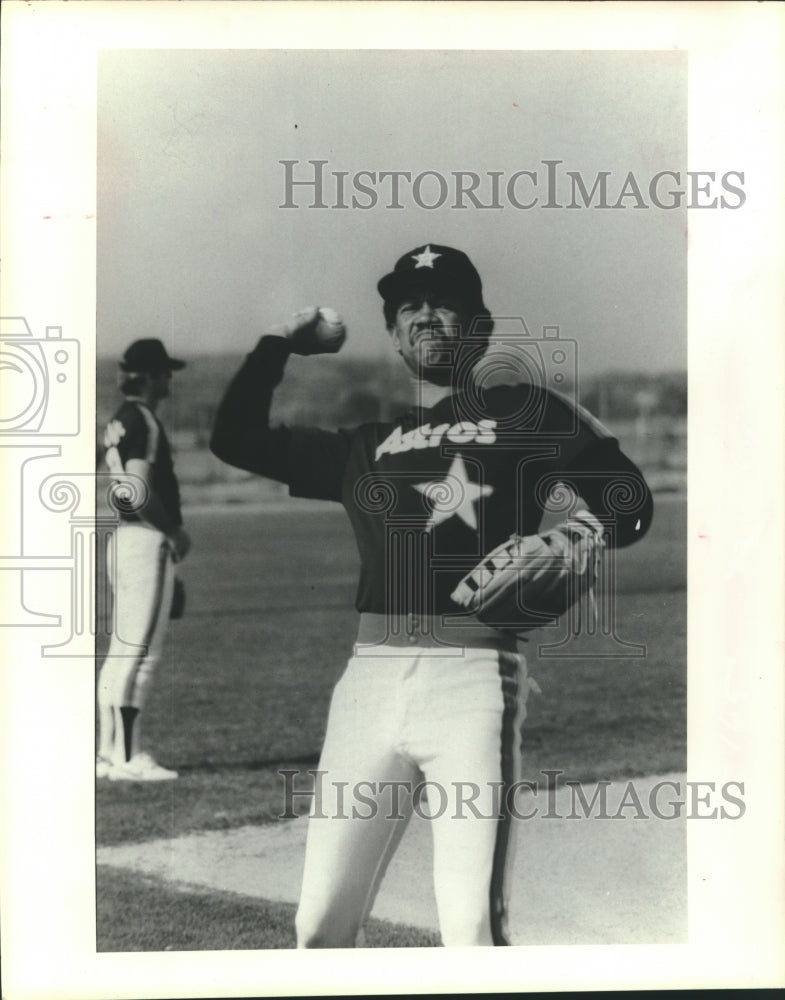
[97,524,175,762]
[295,646,530,947]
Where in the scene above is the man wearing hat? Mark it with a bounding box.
[97,338,191,781]
[211,244,653,946]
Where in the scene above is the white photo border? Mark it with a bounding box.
[1,1,783,996]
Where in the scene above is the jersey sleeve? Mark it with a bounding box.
[561,436,654,547]
[210,334,352,501]
[103,404,154,472]
[543,388,617,465]
[287,427,354,502]
[506,386,653,547]
[545,391,654,548]
[210,335,296,482]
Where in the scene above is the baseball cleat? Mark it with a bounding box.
[108,751,178,782]
[96,755,114,779]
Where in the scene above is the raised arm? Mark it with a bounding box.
[209,307,351,498]
[209,334,294,480]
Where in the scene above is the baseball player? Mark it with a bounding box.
[96,338,191,781]
[210,244,653,946]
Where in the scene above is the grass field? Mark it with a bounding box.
[96,494,686,950]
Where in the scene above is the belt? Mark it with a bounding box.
[355,612,518,652]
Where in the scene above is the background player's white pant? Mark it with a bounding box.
[97,525,175,762]
[295,647,531,948]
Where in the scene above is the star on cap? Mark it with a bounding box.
[412,245,442,269]
[413,453,493,532]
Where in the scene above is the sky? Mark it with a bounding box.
[97,49,687,375]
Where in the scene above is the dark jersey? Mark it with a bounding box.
[210,337,653,616]
[103,400,183,527]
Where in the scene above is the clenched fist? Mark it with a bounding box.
[270,306,347,356]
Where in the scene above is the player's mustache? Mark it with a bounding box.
[412,322,457,341]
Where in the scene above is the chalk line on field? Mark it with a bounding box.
[97,773,687,946]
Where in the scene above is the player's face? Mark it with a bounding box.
[149,370,172,401]
[388,288,472,384]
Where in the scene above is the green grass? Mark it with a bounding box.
[96,764,313,847]
[97,585,686,847]
[96,500,685,774]
[97,868,439,951]
[95,498,686,949]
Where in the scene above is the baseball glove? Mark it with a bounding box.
[450,510,605,634]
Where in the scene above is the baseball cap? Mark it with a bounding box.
[377,244,488,313]
[119,339,186,373]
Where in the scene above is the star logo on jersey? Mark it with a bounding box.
[104,419,126,448]
[412,245,441,269]
[413,453,493,532]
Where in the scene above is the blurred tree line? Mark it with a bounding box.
[96,352,687,452]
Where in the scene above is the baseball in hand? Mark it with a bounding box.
[283,305,347,355]
[314,307,347,351]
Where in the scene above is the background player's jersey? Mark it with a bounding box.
[104,400,183,526]
[287,384,615,616]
